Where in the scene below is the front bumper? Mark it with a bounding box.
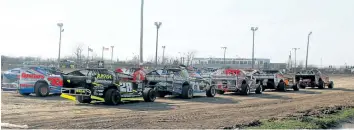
[61,88,91,96]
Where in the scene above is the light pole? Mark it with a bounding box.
[162,46,166,65]
[111,46,114,69]
[178,52,182,64]
[292,48,300,73]
[251,27,258,69]
[139,0,144,66]
[154,22,162,68]
[57,23,64,67]
[221,47,227,64]
[305,31,312,69]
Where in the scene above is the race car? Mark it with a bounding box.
[252,69,299,92]
[144,67,216,99]
[295,69,334,89]
[210,68,262,95]
[16,66,63,96]
[60,68,156,105]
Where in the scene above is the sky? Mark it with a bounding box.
[0,0,353,66]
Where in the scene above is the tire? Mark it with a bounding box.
[156,91,166,98]
[318,80,324,89]
[35,82,49,97]
[143,88,156,102]
[206,84,216,97]
[77,95,92,103]
[293,84,299,91]
[277,82,286,92]
[311,81,316,88]
[299,84,306,89]
[240,84,250,95]
[104,88,121,105]
[181,84,193,99]
[76,87,91,103]
[267,81,275,89]
[328,81,334,89]
[255,85,262,94]
[262,85,266,91]
[216,90,225,94]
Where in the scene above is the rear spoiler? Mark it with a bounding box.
[145,75,174,81]
[211,74,238,80]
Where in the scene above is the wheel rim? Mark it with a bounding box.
[188,88,193,98]
[41,87,47,95]
[150,90,156,100]
[112,92,119,104]
[211,86,216,96]
[260,85,263,92]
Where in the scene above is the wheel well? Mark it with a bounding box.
[35,80,48,87]
[256,79,264,85]
[182,82,189,86]
[147,81,158,89]
[242,80,247,84]
[103,85,118,96]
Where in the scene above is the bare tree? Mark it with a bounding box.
[73,44,84,67]
[186,51,197,66]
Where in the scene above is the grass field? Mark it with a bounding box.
[246,107,354,129]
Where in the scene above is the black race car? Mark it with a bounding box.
[61,68,156,105]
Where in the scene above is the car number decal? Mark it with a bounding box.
[119,82,133,92]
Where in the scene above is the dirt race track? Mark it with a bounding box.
[2,75,354,129]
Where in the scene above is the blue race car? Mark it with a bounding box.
[16,66,63,96]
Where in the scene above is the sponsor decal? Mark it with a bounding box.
[96,74,112,80]
[47,77,63,86]
[21,73,44,79]
[76,89,86,93]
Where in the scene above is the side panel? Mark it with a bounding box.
[18,71,62,94]
[18,73,42,93]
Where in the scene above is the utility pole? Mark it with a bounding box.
[111,46,114,69]
[139,0,144,66]
[162,46,166,65]
[221,47,227,64]
[251,27,258,69]
[154,22,162,68]
[57,23,64,68]
[305,31,312,69]
[292,48,300,73]
[87,46,91,68]
[321,57,323,68]
[102,47,104,60]
[289,50,292,71]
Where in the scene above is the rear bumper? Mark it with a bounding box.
[214,84,240,92]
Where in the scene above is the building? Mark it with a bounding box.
[191,57,271,69]
[269,63,287,70]
[191,57,287,70]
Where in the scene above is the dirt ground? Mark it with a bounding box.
[1,75,354,129]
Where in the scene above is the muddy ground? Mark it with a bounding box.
[1,75,354,129]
